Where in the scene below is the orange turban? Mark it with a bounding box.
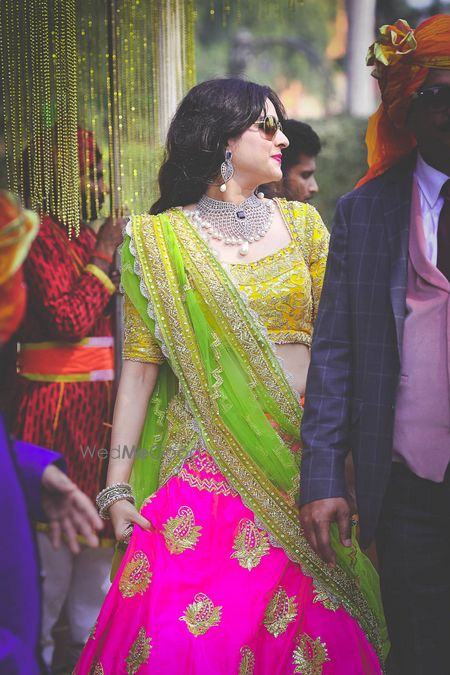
[357,14,450,188]
[0,192,39,344]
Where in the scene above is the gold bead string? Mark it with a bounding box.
[184,0,197,91]
[77,0,109,221]
[2,0,197,230]
[1,0,80,236]
[105,3,115,218]
[1,0,22,199]
[106,0,121,218]
[206,0,304,22]
[39,0,54,217]
[53,0,79,237]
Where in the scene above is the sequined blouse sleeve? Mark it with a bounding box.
[308,207,330,322]
[122,293,165,364]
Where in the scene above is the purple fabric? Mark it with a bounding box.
[393,178,450,481]
[14,439,65,520]
[0,415,63,674]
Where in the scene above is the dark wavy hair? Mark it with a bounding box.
[150,78,286,215]
[280,119,321,174]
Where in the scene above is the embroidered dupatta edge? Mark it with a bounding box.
[123,210,388,664]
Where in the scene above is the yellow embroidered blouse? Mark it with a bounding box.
[122,199,329,363]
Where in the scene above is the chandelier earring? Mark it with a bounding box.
[219,150,234,193]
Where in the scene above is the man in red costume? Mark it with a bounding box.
[7,128,123,670]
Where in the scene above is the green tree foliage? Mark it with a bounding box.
[195,0,338,101]
[194,1,370,228]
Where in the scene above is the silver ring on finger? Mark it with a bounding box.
[122,523,134,545]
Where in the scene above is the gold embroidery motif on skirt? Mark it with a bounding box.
[89,663,104,675]
[292,633,330,674]
[239,646,255,674]
[179,592,222,636]
[179,451,238,497]
[162,505,202,554]
[119,550,152,598]
[312,583,340,612]
[140,494,155,512]
[263,586,298,637]
[125,626,152,674]
[231,518,270,570]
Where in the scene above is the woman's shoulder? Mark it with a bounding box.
[275,197,320,222]
[126,209,191,252]
[274,198,326,241]
[128,207,182,229]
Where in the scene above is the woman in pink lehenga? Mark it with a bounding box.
[76,79,388,674]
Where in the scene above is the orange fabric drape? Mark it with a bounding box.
[0,191,39,343]
[18,342,114,380]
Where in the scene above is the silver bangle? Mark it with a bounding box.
[96,482,135,520]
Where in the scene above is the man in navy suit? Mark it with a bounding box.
[299,16,450,675]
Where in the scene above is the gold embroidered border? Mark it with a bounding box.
[229,246,302,284]
[269,330,311,346]
[158,394,199,485]
[171,209,300,429]
[179,468,238,497]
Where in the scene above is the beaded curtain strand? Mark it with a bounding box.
[77,2,109,221]
[1,0,302,235]
[207,0,304,25]
[0,0,80,237]
[1,0,196,233]
[77,0,196,216]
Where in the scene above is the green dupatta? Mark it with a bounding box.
[121,208,389,664]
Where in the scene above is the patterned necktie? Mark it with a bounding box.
[437,179,450,281]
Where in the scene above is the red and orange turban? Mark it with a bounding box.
[357,14,450,187]
[0,192,39,344]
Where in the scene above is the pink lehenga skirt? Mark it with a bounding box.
[75,448,381,674]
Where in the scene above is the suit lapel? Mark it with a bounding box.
[381,159,414,359]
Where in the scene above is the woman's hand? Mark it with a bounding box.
[109,498,154,544]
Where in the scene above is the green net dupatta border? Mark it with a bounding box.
[120,209,389,665]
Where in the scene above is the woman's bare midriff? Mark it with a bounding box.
[274,342,310,396]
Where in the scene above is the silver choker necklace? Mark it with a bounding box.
[188,192,275,256]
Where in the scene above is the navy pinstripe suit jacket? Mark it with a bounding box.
[300,156,415,548]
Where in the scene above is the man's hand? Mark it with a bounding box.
[41,465,103,555]
[300,497,352,567]
[109,269,121,292]
[95,215,125,257]
[90,215,125,279]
